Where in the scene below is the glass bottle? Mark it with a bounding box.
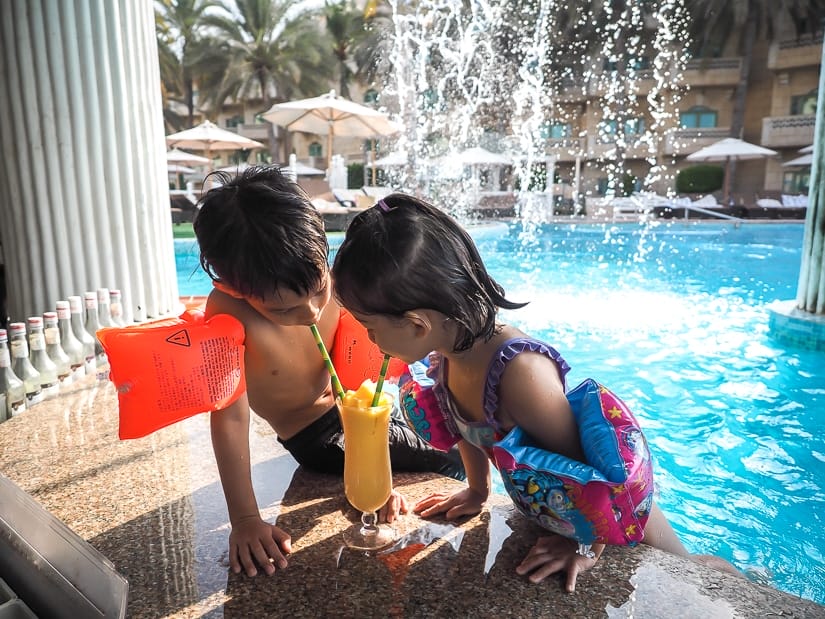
[0,329,26,420]
[9,322,42,407]
[43,311,72,387]
[27,316,59,400]
[68,295,96,375]
[84,291,109,379]
[97,288,113,328]
[57,300,86,381]
[109,289,126,327]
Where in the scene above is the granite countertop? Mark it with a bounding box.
[0,374,823,618]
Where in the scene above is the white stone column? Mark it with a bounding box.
[0,0,178,324]
[796,32,825,315]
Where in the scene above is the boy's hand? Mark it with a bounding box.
[229,515,292,577]
[378,489,410,523]
[515,536,601,592]
[413,487,486,521]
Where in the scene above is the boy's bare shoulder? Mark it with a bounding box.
[204,289,272,329]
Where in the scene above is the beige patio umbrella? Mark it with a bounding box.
[166,120,264,172]
[165,148,210,166]
[687,137,777,204]
[261,90,401,170]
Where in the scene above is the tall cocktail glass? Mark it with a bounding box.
[338,392,395,550]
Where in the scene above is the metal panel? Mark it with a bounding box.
[0,473,128,619]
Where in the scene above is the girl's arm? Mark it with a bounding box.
[413,439,490,519]
[498,353,584,462]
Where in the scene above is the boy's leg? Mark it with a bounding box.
[387,417,466,481]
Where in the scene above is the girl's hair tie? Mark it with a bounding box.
[376,199,396,213]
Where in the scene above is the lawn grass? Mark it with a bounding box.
[172,223,195,239]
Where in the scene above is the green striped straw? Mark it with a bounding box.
[371,354,391,407]
[309,324,345,400]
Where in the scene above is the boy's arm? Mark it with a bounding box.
[210,392,291,576]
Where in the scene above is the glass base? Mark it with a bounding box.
[342,511,396,551]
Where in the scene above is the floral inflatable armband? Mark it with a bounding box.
[491,379,654,553]
[399,360,460,452]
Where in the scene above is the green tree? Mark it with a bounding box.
[200,0,334,160]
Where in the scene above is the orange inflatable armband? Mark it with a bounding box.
[331,309,406,391]
[98,309,245,439]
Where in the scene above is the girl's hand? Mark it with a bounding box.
[379,489,410,523]
[413,487,487,520]
[515,536,601,592]
[228,515,292,577]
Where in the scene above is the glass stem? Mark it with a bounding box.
[360,511,379,536]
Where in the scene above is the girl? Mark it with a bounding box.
[331,193,735,592]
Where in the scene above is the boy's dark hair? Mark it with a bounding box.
[194,166,329,298]
[332,193,526,352]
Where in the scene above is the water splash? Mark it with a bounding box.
[382,0,691,233]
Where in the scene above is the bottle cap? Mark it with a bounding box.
[9,322,26,335]
[97,288,110,303]
[43,311,58,322]
[68,296,83,312]
[26,317,44,328]
[0,329,6,341]
[110,289,122,299]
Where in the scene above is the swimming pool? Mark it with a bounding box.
[176,222,824,604]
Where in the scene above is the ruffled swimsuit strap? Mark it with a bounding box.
[481,337,571,434]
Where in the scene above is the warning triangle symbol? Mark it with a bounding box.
[166,329,191,347]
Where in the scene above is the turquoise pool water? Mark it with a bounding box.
[176,222,824,604]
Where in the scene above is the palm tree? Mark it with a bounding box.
[155,0,225,130]
[323,1,371,100]
[198,0,334,161]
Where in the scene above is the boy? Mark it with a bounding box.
[193,166,463,578]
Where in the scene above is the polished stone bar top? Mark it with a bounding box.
[1,374,823,618]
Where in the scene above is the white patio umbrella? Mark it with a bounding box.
[686,137,777,203]
[261,90,401,170]
[456,146,512,166]
[782,153,813,167]
[215,161,325,177]
[288,160,325,176]
[167,164,196,175]
[367,151,408,168]
[800,144,814,154]
[166,120,264,171]
[165,148,209,165]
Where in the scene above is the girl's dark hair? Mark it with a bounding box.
[332,193,526,352]
[193,166,328,298]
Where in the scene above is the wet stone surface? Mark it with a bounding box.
[0,374,823,618]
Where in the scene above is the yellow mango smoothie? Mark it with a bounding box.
[339,380,393,513]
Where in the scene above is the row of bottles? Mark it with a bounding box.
[0,288,127,423]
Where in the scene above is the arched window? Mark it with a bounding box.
[225,114,243,129]
[541,122,572,139]
[363,89,379,105]
[308,142,323,157]
[680,106,717,129]
[598,118,645,142]
[790,89,817,116]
